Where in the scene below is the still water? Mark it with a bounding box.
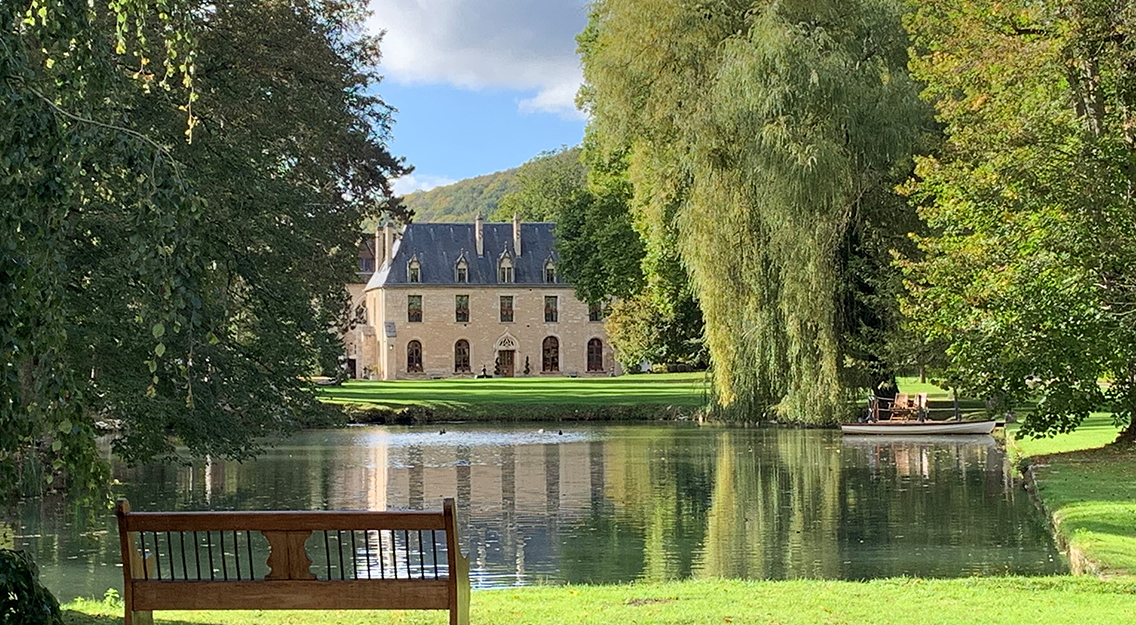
[6,424,1065,602]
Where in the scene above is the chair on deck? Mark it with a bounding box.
[891,393,911,420]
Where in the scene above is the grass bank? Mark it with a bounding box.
[1007,413,1136,576]
[65,576,1136,625]
[318,373,710,423]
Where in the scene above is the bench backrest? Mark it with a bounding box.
[115,498,469,625]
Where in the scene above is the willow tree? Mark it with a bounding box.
[579,0,927,421]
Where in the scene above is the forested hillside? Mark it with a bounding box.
[402,168,519,222]
[401,147,584,223]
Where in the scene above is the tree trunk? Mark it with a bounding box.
[1117,364,1136,444]
[1118,413,1136,444]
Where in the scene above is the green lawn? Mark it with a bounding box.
[1008,412,1122,457]
[318,372,711,410]
[65,576,1136,625]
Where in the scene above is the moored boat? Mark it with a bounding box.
[840,420,999,435]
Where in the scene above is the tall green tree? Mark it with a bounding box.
[902,0,1136,441]
[579,0,927,421]
[1,0,408,497]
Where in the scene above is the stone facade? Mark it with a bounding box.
[351,218,620,380]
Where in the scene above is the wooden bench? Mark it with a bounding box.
[115,498,469,625]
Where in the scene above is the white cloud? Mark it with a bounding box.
[368,0,588,116]
[393,173,458,196]
[518,78,585,119]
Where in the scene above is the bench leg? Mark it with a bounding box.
[127,611,154,625]
[451,544,470,625]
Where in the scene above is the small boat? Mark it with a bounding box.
[840,420,998,435]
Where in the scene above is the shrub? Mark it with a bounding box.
[0,549,61,625]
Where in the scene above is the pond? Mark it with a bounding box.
[5,424,1065,602]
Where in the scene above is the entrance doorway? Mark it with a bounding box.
[496,350,515,377]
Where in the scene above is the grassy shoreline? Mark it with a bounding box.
[62,576,1136,625]
[319,372,711,424]
[1007,414,1135,576]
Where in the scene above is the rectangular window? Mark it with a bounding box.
[544,296,558,323]
[500,296,514,323]
[407,295,422,323]
[455,295,469,323]
[588,302,603,322]
[456,267,468,283]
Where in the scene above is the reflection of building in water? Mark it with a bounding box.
[371,440,594,583]
[325,442,389,511]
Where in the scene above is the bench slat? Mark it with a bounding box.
[122,510,447,532]
[132,579,450,611]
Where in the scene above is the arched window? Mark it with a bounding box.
[408,257,421,283]
[498,255,514,283]
[407,340,423,373]
[587,339,604,372]
[542,336,559,373]
[454,340,471,373]
[455,257,469,283]
[544,259,556,283]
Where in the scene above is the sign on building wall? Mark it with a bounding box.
[384,321,397,338]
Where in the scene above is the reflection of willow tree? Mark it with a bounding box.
[699,429,842,579]
[559,427,715,583]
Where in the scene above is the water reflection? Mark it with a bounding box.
[6,425,1064,602]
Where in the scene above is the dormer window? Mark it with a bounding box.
[498,255,514,283]
[544,259,556,283]
[455,257,469,283]
[408,257,421,283]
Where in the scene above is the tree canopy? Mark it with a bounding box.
[901,0,1136,441]
[1,0,407,497]
[579,0,928,421]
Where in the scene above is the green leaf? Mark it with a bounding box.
[154,342,166,357]
[152,323,165,338]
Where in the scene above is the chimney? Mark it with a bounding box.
[512,213,521,257]
[373,228,381,272]
[383,221,394,268]
[475,213,484,255]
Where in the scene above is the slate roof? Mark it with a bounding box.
[366,222,560,289]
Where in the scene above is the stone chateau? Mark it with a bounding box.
[344,216,619,380]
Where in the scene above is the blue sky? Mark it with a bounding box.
[366,1,590,195]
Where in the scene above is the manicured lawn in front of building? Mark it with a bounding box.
[65,576,1136,625]
[318,372,711,411]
